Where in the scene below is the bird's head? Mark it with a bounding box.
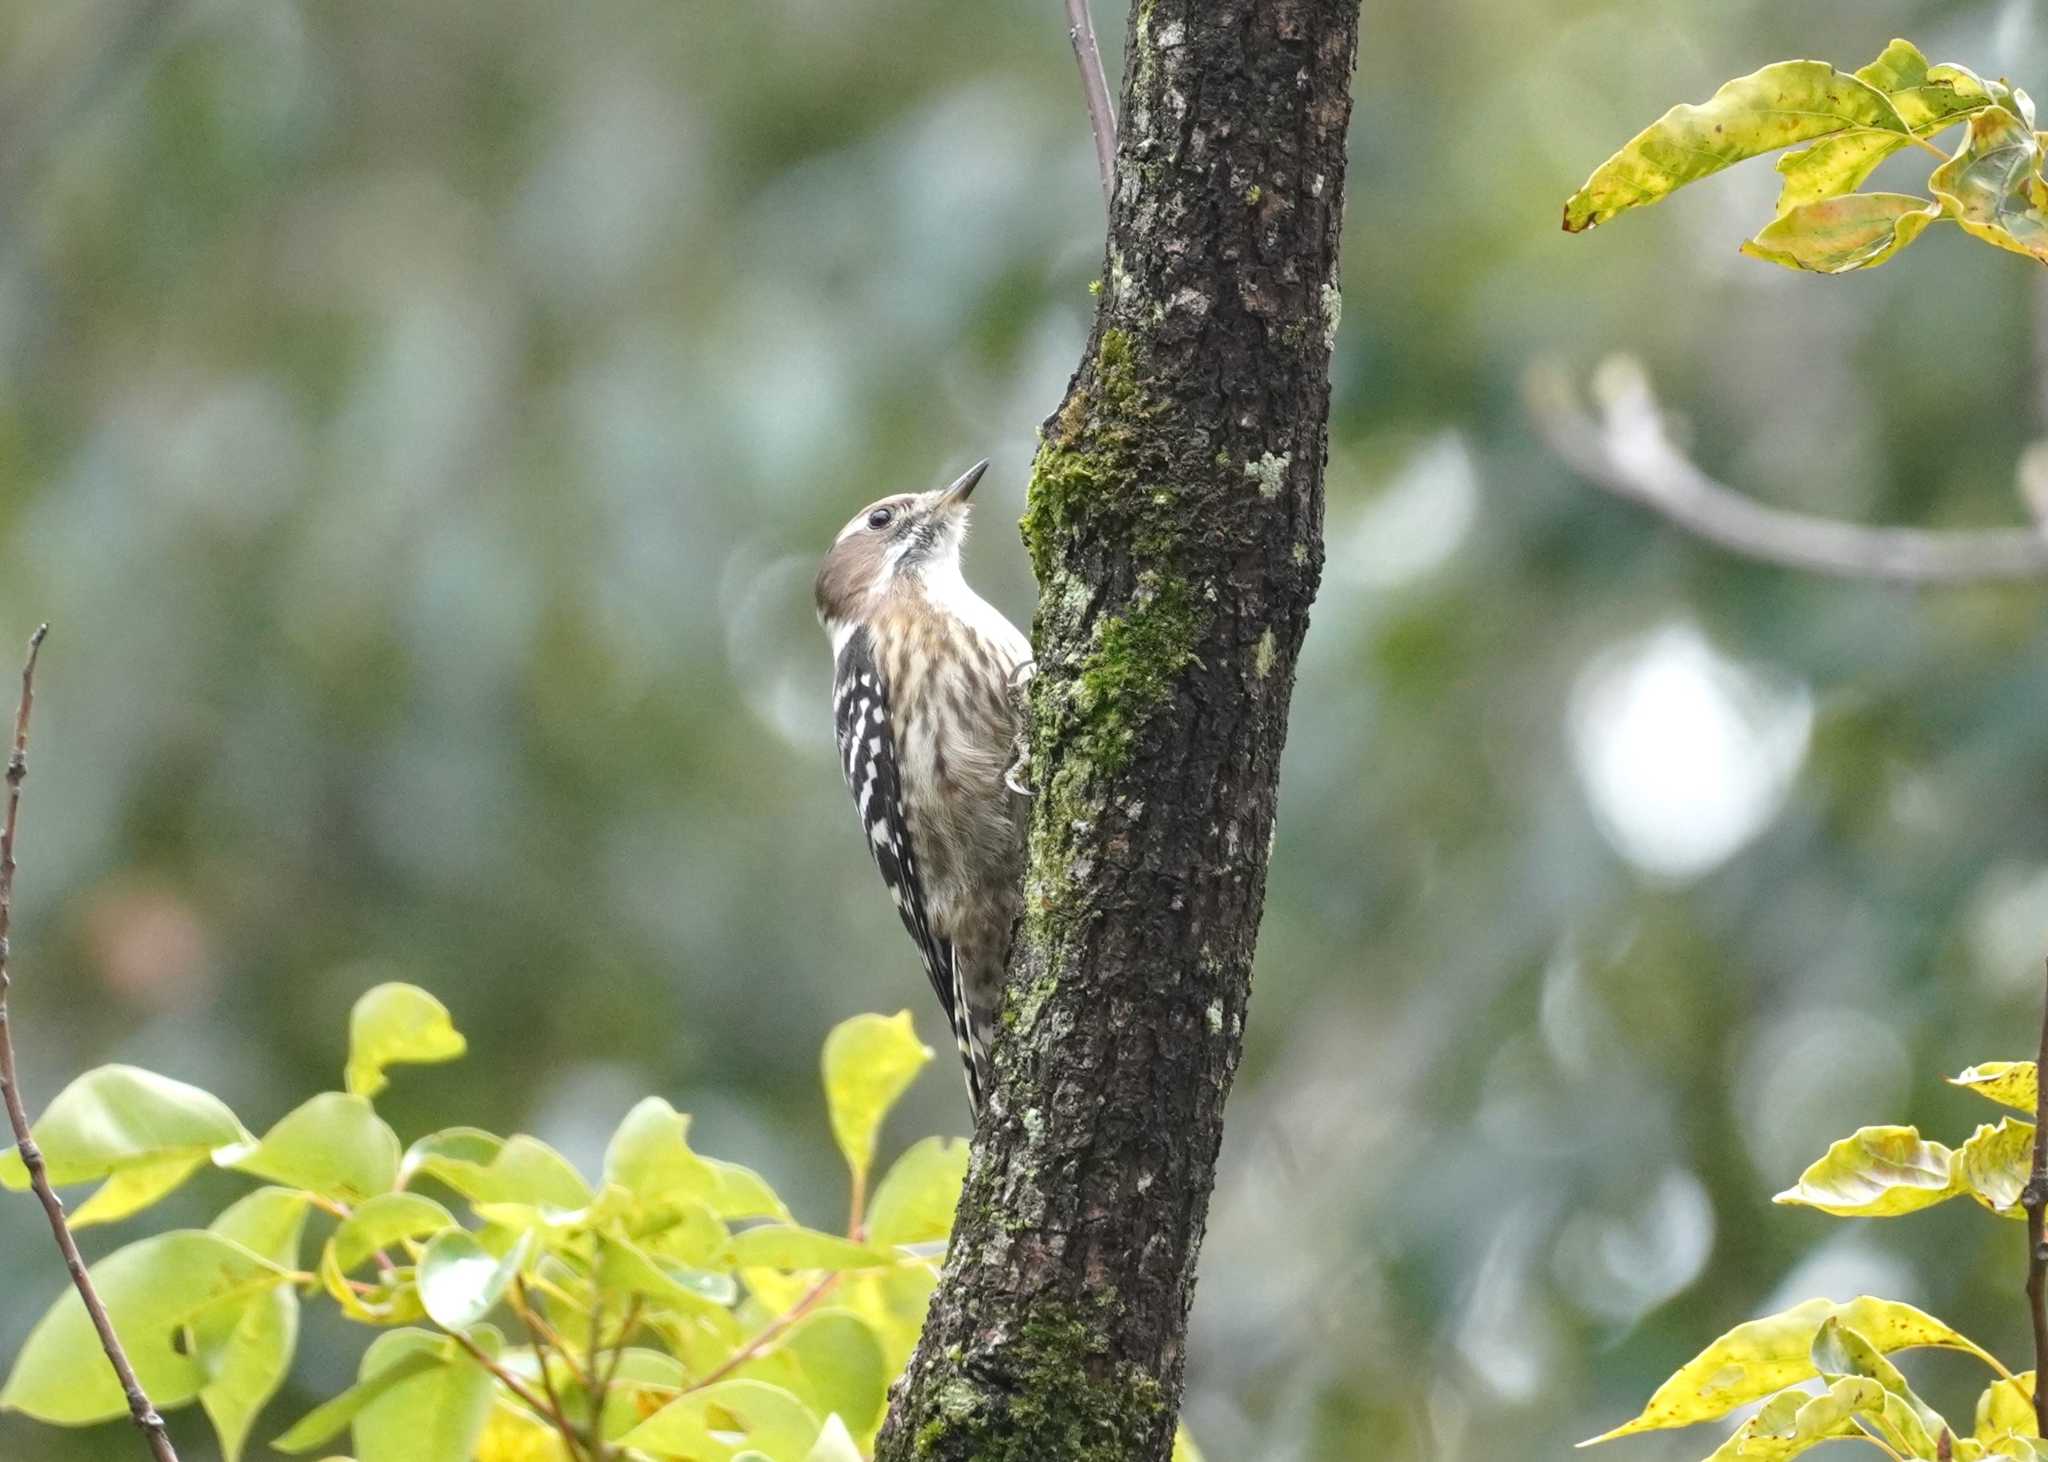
[814,459,988,629]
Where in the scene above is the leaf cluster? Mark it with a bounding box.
[1563,40,2048,273]
[1587,1061,2048,1460]
[0,989,968,1462]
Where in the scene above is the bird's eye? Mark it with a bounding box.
[867,507,894,530]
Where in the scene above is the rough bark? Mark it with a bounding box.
[873,4,1360,1459]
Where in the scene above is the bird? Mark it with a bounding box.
[814,459,1033,1112]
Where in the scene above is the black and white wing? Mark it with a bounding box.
[832,627,978,1101]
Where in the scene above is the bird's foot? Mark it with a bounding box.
[1003,660,1036,797]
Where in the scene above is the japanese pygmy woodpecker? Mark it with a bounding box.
[814,460,1033,1111]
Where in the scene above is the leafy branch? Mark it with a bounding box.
[1564,40,2048,273]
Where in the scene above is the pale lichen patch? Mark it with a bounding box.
[1253,627,1277,679]
[1320,283,1343,351]
[1244,451,1291,499]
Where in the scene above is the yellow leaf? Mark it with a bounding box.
[1583,1297,2000,1443]
[1741,193,1944,274]
[1564,62,1909,233]
[1952,1063,2039,1114]
[1773,1126,1961,1216]
[1959,1119,2036,1218]
[1977,1371,2037,1445]
[822,1012,932,1188]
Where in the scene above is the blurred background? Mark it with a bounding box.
[1,0,2046,1456]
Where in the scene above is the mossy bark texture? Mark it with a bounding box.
[874,3,1360,1459]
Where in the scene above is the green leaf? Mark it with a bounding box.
[806,1415,863,1462]
[211,1186,316,1268]
[218,1093,400,1204]
[417,1229,533,1331]
[1,1231,284,1424]
[603,1098,789,1221]
[1772,1125,1960,1216]
[271,1340,448,1452]
[866,1136,968,1248]
[1959,1118,2036,1218]
[1929,105,2048,262]
[619,1378,820,1458]
[0,1065,251,1223]
[822,1012,932,1187]
[1700,1377,1885,1461]
[1953,1063,2039,1113]
[195,1286,299,1462]
[345,984,467,1099]
[1584,1296,2000,1442]
[1741,193,1944,273]
[781,1311,887,1436]
[1563,61,1910,233]
[350,1327,499,1462]
[401,1128,592,1212]
[1978,1372,2037,1445]
[1775,39,1993,208]
[332,1192,461,1273]
[726,1224,897,1272]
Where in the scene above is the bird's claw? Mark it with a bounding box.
[1004,660,1036,797]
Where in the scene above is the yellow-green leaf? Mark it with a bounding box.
[0,1064,251,1222]
[619,1378,819,1458]
[866,1136,969,1248]
[806,1415,863,1462]
[417,1230,532,1332]
[823,1012,932,1187]
[195,1286,299,1462]
[218,1093,400,1204]
[1959,1118,2036,1218]
[1173,1425,1208,1462]
[1563,61,1909,233]
[726,1224,897,1272]
[212,1187,315,1268]
[1953,1063,2039,1113]
[602,1098,788,1221]
[401,1129,591,1212]
[332,1193,460,1274]
[1978,1372,2037,1445]
[780,1311,888,1435]
[0,1231,284,1424]
[272,1339,449,1453]
[1741,193,1944,273]
[1773,1125,1960,1216]
[595,1233,737,1316]
[350,1326,499,1462]
[1775,39,1993,208]
[1583,1296,2000,1442]
[346,983,467,1099]
[1929,105,2048,262]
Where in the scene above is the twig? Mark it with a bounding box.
[445,1323,590,1458]
[683,1274,840,1393]
[513,1277,591,1462]
[588,1296,640,1462]
[2027,957,2048,1439]
[0,629,179,1462]
[1526,359,2048,585]
[1063,0,1117,207]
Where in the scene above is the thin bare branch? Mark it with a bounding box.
[2026,958,2048,1439]
[0,628,179,1462]
[1526,359,2048,586]
[1064,0,1117,207]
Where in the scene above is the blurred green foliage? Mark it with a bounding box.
[0,0,2044,1458]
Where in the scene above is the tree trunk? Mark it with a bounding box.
[873,3,1360,1458]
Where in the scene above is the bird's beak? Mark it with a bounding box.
[937,459,990,511]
